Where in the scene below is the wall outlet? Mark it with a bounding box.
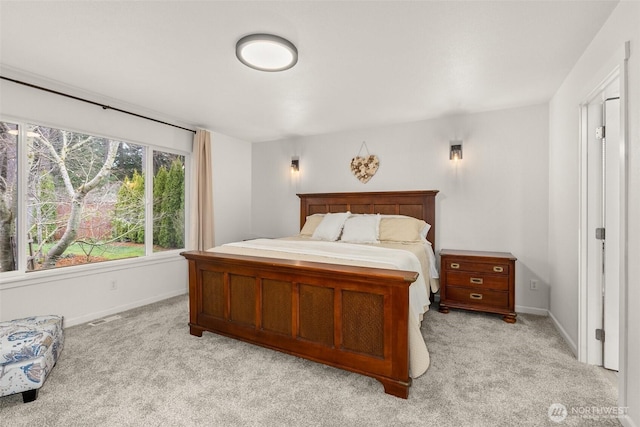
[530,279,538,291]
[110,280,118,291]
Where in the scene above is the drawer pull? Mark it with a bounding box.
[470,277,484,284]
[470,293,483,300]
[450,263,460,269]
[493,266,504,273]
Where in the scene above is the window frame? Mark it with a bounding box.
[0,115,190,283]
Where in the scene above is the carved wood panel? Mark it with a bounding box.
[262,279,292,335]
[298,284,334,346]
[342,290,384,357]
[229,274,256,326]
[201,270,224,318]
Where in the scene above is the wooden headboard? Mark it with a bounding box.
[297,190,439,247]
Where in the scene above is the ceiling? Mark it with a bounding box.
[0,1,618,143]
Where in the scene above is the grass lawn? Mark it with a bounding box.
[29,241,177,270]
[38,241,145,261]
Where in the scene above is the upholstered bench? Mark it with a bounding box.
[0,315,64,402]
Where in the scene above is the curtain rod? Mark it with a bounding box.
[0,75,197,134]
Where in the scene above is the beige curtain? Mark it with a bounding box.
[189,129,215,250]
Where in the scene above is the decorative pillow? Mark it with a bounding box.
[379,216,430,242]
[311,212,351,241]
[340,214,380,244]
[300,214,325,236]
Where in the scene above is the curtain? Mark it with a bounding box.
[189,129,215,250]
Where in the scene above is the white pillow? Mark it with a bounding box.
[311,212,351,241]
[340,214,381,243]
[420,222,431,240]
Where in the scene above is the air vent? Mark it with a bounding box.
[88,315,122,326]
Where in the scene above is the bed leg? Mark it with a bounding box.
[379,377,411,399]
[189,324,204,337]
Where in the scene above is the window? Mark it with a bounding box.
[0,121,187,273]
[0,122,18,272]
[152,151,185,252]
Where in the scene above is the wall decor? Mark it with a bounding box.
[350,141,379,183]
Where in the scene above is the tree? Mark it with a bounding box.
[0,122,17,272]
[30,127,120,267]
[31,172,58,244]
[158,159,184,248]
[153,166,168,246]
[112,142,143,181]
[112,171,145,243]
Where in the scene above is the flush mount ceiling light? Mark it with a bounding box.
[236,34,298,72]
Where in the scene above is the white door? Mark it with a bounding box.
[602,97,620,371]
[585,100,603,367]
[583,78,620,370]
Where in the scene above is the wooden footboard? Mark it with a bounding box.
[181,250,418,398]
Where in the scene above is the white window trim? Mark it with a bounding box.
[0,115,191,280]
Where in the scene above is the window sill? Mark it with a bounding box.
[0,251,186,291]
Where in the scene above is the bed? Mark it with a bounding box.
[181,190,438,398]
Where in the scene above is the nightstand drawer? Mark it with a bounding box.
[444,260,510,275]
[446,286,509,308]
[444,271,509,291]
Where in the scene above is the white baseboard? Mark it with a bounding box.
[515,305,549,316]
[64,289,187,328]
[548,310,578,357]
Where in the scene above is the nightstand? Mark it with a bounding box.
[438,249,517,323]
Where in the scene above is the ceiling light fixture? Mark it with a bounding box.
[236,34,298,72]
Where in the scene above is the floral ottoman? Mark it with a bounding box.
[0,315,64,402]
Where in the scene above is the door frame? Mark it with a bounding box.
[578,69,617,366]
[577,41,629,403]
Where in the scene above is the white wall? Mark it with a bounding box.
[548,2,639,426]
[0,72,253,326]
[252,104,550,313]
[212,132,253,245]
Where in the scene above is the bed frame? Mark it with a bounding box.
[181,190,438,398]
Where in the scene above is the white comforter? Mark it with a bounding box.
[211,238,437,378]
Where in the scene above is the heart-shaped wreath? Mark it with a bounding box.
[350,142,379,183]
[350,155,379,183]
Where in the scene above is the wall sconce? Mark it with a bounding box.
[290,157,300,173]
[449,141,463,161]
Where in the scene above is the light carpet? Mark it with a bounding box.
[0,295,619,426]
